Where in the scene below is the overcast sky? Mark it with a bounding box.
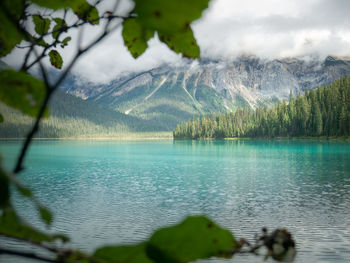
[3,0,350,84]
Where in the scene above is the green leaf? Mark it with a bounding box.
[74,2,99,25]
[39,205,53,225]
[146,216,236,263]
[0,113,3,123]
[52,18,67,39]
[159,27,200,58]
[31,0,99,24]
[33,15,51,35]
[0,208,67,242]
[133,0,209,34]
[32,37,49,47]
[0,0,25,57]
[0,69,48,117]
[57,249,91,262]
[0,165,10,208]
[123,0,208,58]
[2,0,25,20]
[0,11,23,57]
[15,183,32,198]
[60,36,72,48]
[0,163,53,226]
[94,243,153,263]
[122,18,154,58]
[49,50,63,69]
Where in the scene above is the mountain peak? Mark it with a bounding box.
[325,55,350,66]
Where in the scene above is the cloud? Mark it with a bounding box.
[194,0,350,59]
[2,0,350,84]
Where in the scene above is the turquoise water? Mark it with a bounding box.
[1,140,350,263]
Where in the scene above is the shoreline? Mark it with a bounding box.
[0,132,173,141]
[174,136,350,142]
[1,135,349,142]
[0,137,173,141]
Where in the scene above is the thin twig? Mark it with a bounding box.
[13,4,125,174]
[0,247,58,263]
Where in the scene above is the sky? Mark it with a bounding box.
[3,0,350,84]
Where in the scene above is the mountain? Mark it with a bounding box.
[61,55,350,129]
[0,90,168,138]
[174,76,350,139]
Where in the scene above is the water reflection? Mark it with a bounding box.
[0,140,349,263]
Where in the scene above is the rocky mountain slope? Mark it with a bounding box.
[62,55,350,129]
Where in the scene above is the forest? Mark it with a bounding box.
[173,76,350,139]
[0,90,171,138]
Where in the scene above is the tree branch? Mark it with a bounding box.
[0,247,58,263]
[13,4,125,174]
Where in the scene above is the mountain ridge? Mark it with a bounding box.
[61,55,350,129]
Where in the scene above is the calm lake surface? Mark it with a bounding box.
[1,140,350,263]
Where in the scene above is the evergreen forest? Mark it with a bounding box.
[0,91,168,138]
[173,76,350,139]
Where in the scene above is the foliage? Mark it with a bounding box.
[0,69,48,117]
[146,216,236,262]
[49,50,63,69]
[0,0,295,262]
[122,0,208,58]
[174,76,350,139]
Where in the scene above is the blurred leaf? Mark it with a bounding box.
[0,165,10,208]
[31,0,99,24]
[0,0,25,57]
[159,27,199,58]
[35,38,49,47]
[30,0,68,9]
[0,208,67,242]
[0,69,48,117]
[39,205,53,225]
[122,18,154,58]
[74,2,99,25]
[0,164,53,226]
[0,11,23,57]
[133,0,209,34]
[2,0,25,20]
[49,50,63,69]
[0,113,3,123]
[94,243,153,263]
[52,18,67,39]
[57,249,91,263]
[16,184,32,198]
[123,0,208,58]
[33,15,51,35]
[146,216,236,263]
[60,36,71,48]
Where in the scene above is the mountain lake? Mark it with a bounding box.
[0,139,349,263]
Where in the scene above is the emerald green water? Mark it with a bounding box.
[1,140,350,263]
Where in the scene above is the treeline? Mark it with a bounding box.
[173,76,350,139]
[0,91,168,138]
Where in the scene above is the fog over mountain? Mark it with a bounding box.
[3,0,350,83]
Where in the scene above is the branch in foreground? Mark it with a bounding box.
[12,11,124,175]
[0,247,57,263]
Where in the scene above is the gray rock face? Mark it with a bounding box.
[61,55,350,129]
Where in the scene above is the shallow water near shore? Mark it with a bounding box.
[1,140,349,263]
